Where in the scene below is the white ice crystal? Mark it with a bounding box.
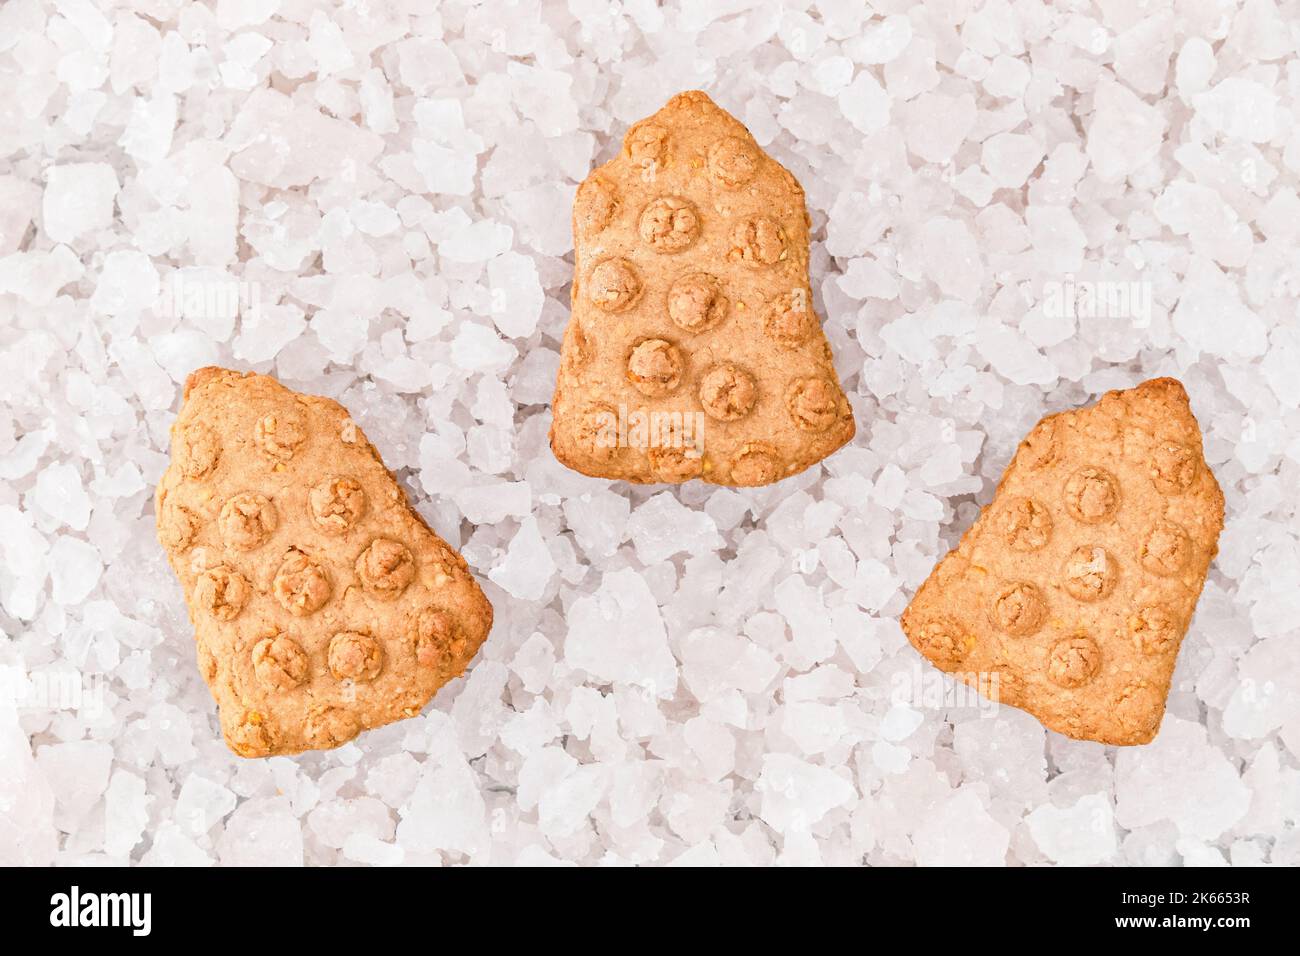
[396,753,489,859]
[628,493,723,564]
[90,250,160,315]
[174,774,237,836]
[912,788,1009,866]
[565,569,677,696]
[756,753,856,834]
[1026,794,1118,866]
[1,709,57,866]
[217,798,304,866]
[31,462,92,531]
[1,0,1293,870]
[489,516,556,601]
[42,162,119,243]
[1086,78,1165,183]
[104,770,151,857]
[1115,719,1252,841]
[48,537,103,606]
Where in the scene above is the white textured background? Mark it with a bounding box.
[2,0,1299,866]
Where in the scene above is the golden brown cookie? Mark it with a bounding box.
[550,90,855,486]
[155,367,493,757]
[900,378,1224,746]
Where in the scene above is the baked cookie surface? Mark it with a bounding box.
[156,367,493,757]
[900,378,1224,745]
[551,90,855,486]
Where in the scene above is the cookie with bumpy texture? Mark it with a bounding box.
[155,367,493,757]
[551,90,855,486]
[900,378,1224,746]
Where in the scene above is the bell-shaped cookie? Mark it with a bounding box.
[156,367,493,757]
[551,90,855,486]
[901,378,1224,745]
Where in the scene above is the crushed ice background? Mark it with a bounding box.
[2,0,1299,867]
